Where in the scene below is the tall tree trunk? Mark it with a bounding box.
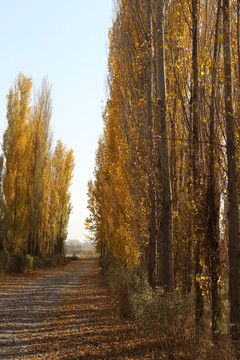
[156,0,173,291]
[192,0,204,329]
[170,97,177,288]
[223,0,240,343]
[146,0,157,288]
[208,0,221,341]
[238,0,240,96]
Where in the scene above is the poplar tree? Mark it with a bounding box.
[28,79,52,256]
[3,74,32,253]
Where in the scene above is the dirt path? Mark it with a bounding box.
[0,259,157,360]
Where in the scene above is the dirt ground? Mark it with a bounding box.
[0,258,159,359]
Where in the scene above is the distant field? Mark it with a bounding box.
[67,251,98,258]
[65,240,97,258]
[66,245,97,258]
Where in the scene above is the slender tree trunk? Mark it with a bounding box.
[237,0,240,170]
[192,0,204,329]
[145,0,157,288]
[186,132,194,295]
[208,0,221,341]
[170,98,177,287]
[13,153,20,253]
[223,0,240,343]
[170,98,177,208]
[238,0,240,95]
[156,0,173,291]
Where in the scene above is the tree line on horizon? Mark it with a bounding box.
[86,0,240,346]
[0,73,74,258]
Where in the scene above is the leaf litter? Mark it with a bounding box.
[0,259,160,359]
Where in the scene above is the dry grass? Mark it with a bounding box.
[101,255,237,360]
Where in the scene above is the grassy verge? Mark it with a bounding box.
[100,254,236,360]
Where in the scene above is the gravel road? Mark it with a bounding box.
[0,258,155,360]
[0,259,97,359]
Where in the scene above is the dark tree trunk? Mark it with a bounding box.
[145,0,157,288]
[156,0,173,291]
[223,0,240,343]
[208,0,221,341]
[192,0,204,329]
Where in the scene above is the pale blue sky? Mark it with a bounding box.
[0,0,113,241]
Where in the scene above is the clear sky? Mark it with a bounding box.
[0,0,113,242]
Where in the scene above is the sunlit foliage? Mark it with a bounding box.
[1,73,74,257]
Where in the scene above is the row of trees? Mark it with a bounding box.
[87,0,240,344]
[0,73,74,258]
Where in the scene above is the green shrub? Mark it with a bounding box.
[0,250,9,271]
[0,252,70,273]
[25,254,33,268]
[51,256,69,267]
[8,254,33,273]
[104,258,151,319]
[34,255,70,269]
[99,254,117,275]
[41,257,53,268]
[69,254,79,261]
[0,250,9,265]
